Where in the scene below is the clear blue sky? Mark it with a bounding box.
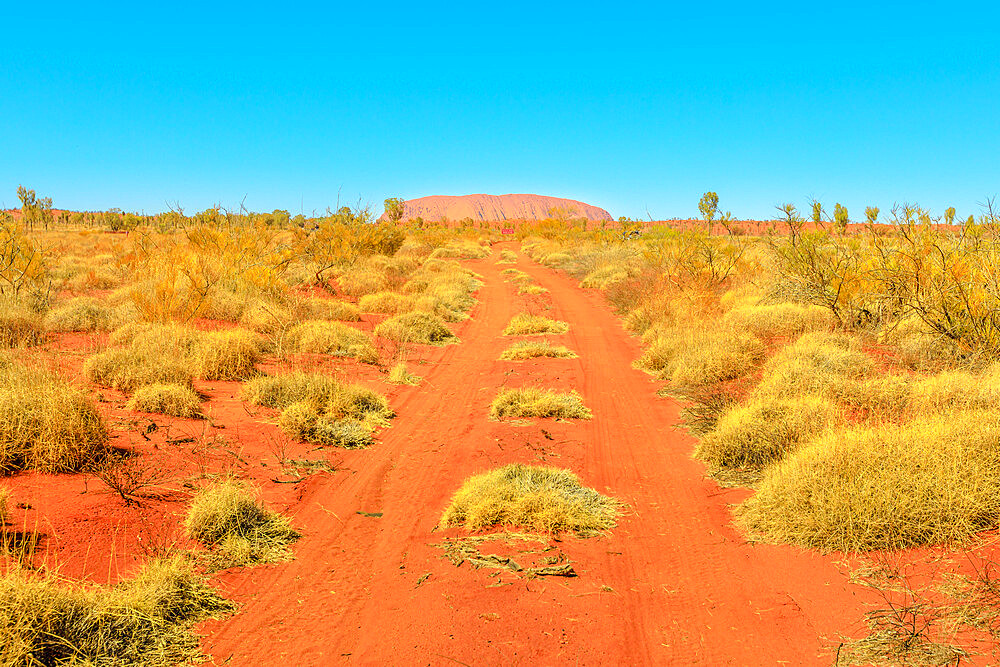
[2,2,998,220]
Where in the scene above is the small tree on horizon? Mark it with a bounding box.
[383,198,405,224]
[698,191,719,234]
[944,206,957,225]
[833,203,849,233]
[865,206,879,224]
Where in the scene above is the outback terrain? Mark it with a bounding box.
[1,194,999,666]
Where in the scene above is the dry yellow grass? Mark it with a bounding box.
[0,556,233,665]
[490,387,591,420]
[126,383,203,418]
[0,362,108,474]
[0,303,43,348]
[278,405,374,448]
[358,291,415,314]
[284,320,379,362]
[637,326,766,387]
[736,410,1000,551]
[496,249,518,264]
[439,463,619,536]
[185,481,300,565]
[499,340,576,360]
[374,311,457,345]
[45,297,135,332]
[387,362,422,385]
[695,396,840,469]
[722,303,834,339]
[502,313,569,336]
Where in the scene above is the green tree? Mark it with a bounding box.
[16,186,53,230]
[864,206,879,224]
[810,199,824,225]
[698,191,719,234]
[383,197,406,223]
[944,206,956,225]
[833,203,849,233]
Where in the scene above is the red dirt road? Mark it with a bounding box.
[202,243,871,665]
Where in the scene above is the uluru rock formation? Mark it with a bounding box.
[380,194,613,223]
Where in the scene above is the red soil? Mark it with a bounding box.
[187,243,878,665]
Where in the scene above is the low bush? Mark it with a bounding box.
[358,291,414,314]
[496,249,518,264]
[185,481,299,566]
[126,383,203,418]
[638,326,766,387]
[490,387,591,420]
[84,347,195,393]
[0,363,108,474]
[374,311,457,345]
[387,363,422,385]
[502,313,569,336]
[0,303,43,348]
[278,404,373,449]
[0,556,233,665]
[45,297,134,332]
[284,321,379,363]
[439,463,619,536]
[736,411,1000,551]
[499,340,576,360]
[722,303,833,339]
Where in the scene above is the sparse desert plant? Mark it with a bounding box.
[502,313,569,336]
[374,311,457,345]
[387,362,422,385]
[284,320,379,362]
[499,340,576,360]
[0,555,233,665]
[185,481,299,566]
[85,346,196,393]
[518,283,548,295]
[191,329,262,380]
[45,297,135,332]
[722,303,833,339]
[439,463,619,536]
[695,396,841,469]
[496,249,518,264]
[490,387,591,420]
[126,383,203,418]
[358,291,415,314]
[278,404,374,449]
[241,371,341,409]
[736,411,1000,551]
[0,302,43,348]
[638,325,766,387]
[0,362,108,474]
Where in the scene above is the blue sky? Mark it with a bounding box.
[2,2,998,220]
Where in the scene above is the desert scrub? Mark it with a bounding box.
[44,297,134,332]
[284,321,379,363]
[374,311,457,345]
[695,396,841,469]
[0,362,108,474]
[754,332,873,399]
[638,326,766,387]
[502,313,569,336]
[0,302,43,348]
[499,340,576,360]
[721,303,833,339]
[192,329,262,380]
[243,372,393,447]
[490,387,591,420]
[84,346,195,393]
[518,283,548,295]
[439,463,619,536]
[387,363,422,385]
[736,411,1000,551]
[358,291,415,315]
[126,383,203,418]
[496,249,518,264]
[0,556,233,665]
[185,481,299,566]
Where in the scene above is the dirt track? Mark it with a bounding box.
[202,243,871,665]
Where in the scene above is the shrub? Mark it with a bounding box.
[638,326,766,387]
[579,265,631,289]
[0,556,233,665]
[278,404,373,449]
[241,371,340,409]
[754,332,873,399]
[284,321,379,363]
[45,297,134,332]
[185,481,299,566]
[358,291,414,314]
[305,298,360,322]
[722,303,833,339]
[0,363,108,474]
[736,411,1000,551]
[374,311,457,345]
[85,347,196,393]
[126,384,203,418]
[192,329,262,380]
[502,313,569,336]
[695,396,840,469]
[439,463,619,536]
[490,387,591,420]
[499,340,576,360]
[387,363,422,385]
[496,249,518,264]
[0,303,43,348]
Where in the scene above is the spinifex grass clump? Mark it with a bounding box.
[736,411,1000,551]
[0,362,108,474]
[44,297,134,332]
[243,372,394,448]
[358,291,415,315]
[496,249,518,264]
[0,556,233,665]
[502,313,569,336]
[387,362,422,385]
[499,340,577,361]
[439,463,619,536]
[374,311,457,345]
[126,383,203,418]
[490,387,591,420]
[637,325,766,387]
[721,303,833,340]
[284,320,379,363]
[85,323,263,392]
[185,481,300,566]
[0,302,43,348]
